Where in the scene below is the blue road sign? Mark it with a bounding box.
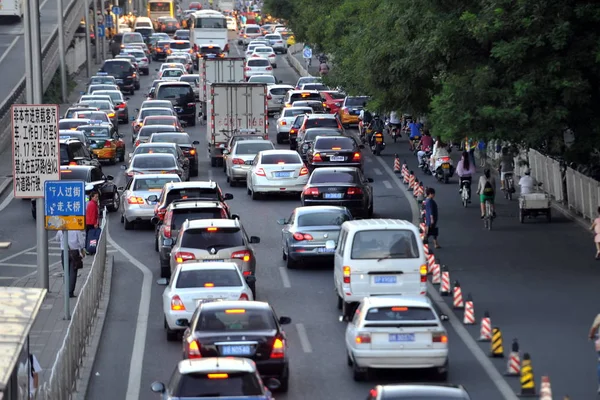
[98,24,105,38]
[112,6,123,15]
[106,16,113,28]
[303,47,312,59]
[44,181,86,230]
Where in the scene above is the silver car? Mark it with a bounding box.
[119,174,181,229]
[139,100,175,112]
[179,74,200,100]
[277,205,353,268]
[79,99,118,129]
[122,49,150,75]
[224,140,274,186]
[124,153,185,181]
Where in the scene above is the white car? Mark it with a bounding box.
[246,150,309,199]
[159,68,185,81]
[276,106,313,135]
[121,49,150,75]
[226,16,237,31]
[264,33,286,53]
[247,74,279,86]
[267,84,293,115]
[250,46,277,67]
[139,100,174,112]
[157,62,186,76]
[244,58,273,80]
[119,24,132,33]
[162,262,255,341]
[345,296,449,381]
[166,55,193,73]
[245,43,266,60]
[225,139,275,186]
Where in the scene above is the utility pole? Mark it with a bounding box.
[23,0,33,103]
[93,0,100,63]
[84,5,93,76]
[56,0,67,102]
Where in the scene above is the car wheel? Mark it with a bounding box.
[210,157,217,167]
[247,186,251,196]
[277,370,289,393]
[124,217,133,230]
[118,150,125,162]
[276,136,282,145]
[154,234,159,252]
[337,293,343,310]
[436,360,449,380]
[286,251,297,269]
[282,248,287,261]
[347,354,353,366]
[164,317,178,342]
[352,361,368,382]
[249,282,256,299]
[251,189,260,200]
[107,191,120,212]
[273,64,277,69]
[229,178,236,187]
[130,88,135,96]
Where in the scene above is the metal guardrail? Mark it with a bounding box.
[37,207,108,400]
[529,149,564,202]
[566,167,600,221]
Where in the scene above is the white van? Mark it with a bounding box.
[332,219,427,319]
[134,17,153,30]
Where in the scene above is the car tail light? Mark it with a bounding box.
[175,251,195,263]
[165,170,180,175]
[126,171,142,177]
[155,207,167,221]
[266,66,273,71]
[187,102,195,107]
[232,250,251,262]
[293,232,313,241]
[420,264,428,283]
[239,293,250,300]
[142,58,148,62]
[170,295,185,311]
[104,140,112,147]
[352,152,361,161]
[303,187,319,196]
[127,196,145,204]
[343,266,351,284]
[255,168,266,176]
[135,140,140,147]
[190,149,196,155]
[299,166,309,176]
[270,337,285,359]
[232,158,245,165]
[267,93,272,100]
[355,332,371,344]
[163,211,172,238]
[433,332,448,343]
[346,187,363,195]
[312,153,322,162]
[187,340,202,359]
[243,271,252,277]
[69,161,77,166]
[115,103,126,109]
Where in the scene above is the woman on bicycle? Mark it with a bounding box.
[476,168,496,219]
[457,151,476,200]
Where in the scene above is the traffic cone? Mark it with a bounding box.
[440,266,450,296]
[412,179,419,197]
[402,162,409,184]
[463,294,475,324]
[408,171,415,191]
[490,327,504,358]
[431,263,441,284]
[478,311,492,341]
[423,243,430,256]
[416,182,425,202]
[539,376,552,400]
[504,339,521,376]
[393,154,401,173]
[452,281,464,308]
[419,222,426,233]
[427,253,436,274]
[518,353,536,396]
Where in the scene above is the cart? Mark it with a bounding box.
[518,192,551,223]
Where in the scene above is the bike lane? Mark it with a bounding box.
[377,134,600,398]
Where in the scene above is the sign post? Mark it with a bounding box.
[11,105,60,291]
[44,180,86,320]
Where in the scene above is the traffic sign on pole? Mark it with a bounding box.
[112,6,123,15]
[98,24,105,38]
[11,105,60,198]
[44,181,86,230]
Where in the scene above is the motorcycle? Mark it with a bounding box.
[431,156,455,183]
[370,132,385,156]
[361,126,373,144]
[503,172,516,200]
[419,149,432,174]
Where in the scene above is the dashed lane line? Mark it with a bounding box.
[278,267,291,288]
[382,180,392,189]
[0,263,37,268]
[373,168,383,176]
[295,323,313,353]
[0,36,19,66]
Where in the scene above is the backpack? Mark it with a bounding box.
[483,179,494,195]
[371,118,384,132]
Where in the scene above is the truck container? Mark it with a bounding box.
[0,0,23,19]
[199,57,245,117]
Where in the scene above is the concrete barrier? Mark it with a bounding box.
[286,43,310,77]
[66,38,88,75]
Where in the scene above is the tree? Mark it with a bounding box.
[262,0,296,22]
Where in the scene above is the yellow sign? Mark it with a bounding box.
[45,216,85,231]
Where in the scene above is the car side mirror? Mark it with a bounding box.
[245,275,256,285]
[276,218,286,225]
[249,236,260,244]
[367,178,374,183]
[278,316,291,325]
[150,382,165,393]
[359,144,365,149]
[265,378,281,391]
[222,149,230,155]
[106,175,114,181]
[147,194,158,202]
[224,193,234,200]
[125,97,130,100]
[231,213,240,220]
[192,140,200,145]
[120,165,127,170]
[163,238,173,247]
[117,186,124,191]
[325,240,336,250]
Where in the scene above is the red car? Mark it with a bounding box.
[189,2,202,9]
[321,91,346,115]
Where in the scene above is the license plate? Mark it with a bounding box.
[442,163,450,169]
[324,193,343,199]
[389,333,415,342]
[221,345,252,356]
[376,137,383,143]
[374,276,397,284]
[317,247,335,253]
[202,259,224,262]
[274,171,291,178]
[245,160,253,165]
[196,298,223,306]
[116,79,123,84]
[330,156,345,162]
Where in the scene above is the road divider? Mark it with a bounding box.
[490,327,505,358]
[539,376,553,400]
[431,263,441,284]
[393,154,401,172]
[463,294,475,325]
[505,339,521,376]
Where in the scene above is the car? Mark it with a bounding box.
[261,24,276,36]
[249,39,270,48]
[124,153,186,181]
[59,138,100,167]
[169,40,192,56]
[86,83,120,95]
[78,99,118,128]
[244,43,266,61]
[283,89,322,108]
[297,128,344,160]
[134,26,154,41]
[99,59,137,94]
[288,114,307,150]
[59,129,91,148]
[181,301,290,391]
[154,81,197,126]
[155,199,237,277]
[291,100,327,114]
[367,384,471,400]
[275,106,313,144]
[244,58,273,80]
[300,83,329,91]
[197,44,225,63]
[142,115,183,132]
[121,48,150,75]
[159,68,185,81]
[87,75,118,87]
[148,32,169,54]
[239,24,263,46]
[79,94,114,108]
[250,46,277,67]
[119,23,132,33]
[247,74,280,86]
[294,76,321,90]
[266,84,293,115]
[263,33,286,53]
[338,95,370,127]
[321,90,346,115]
[63,105,99,119]
[122,32,145,48]
[91,90,130,123]
[108,33,125,57]
[133,125,178,147]
[71,110,114,129]
[173,29,190,40]
[139,99,174,112]
[59,118,93,131]
[225,140,275,186]
[150,358,279,399]
[246,150,309,199]
[78,124,126,164]
[124,42,150,56]
[158,17,180,33]
[166,55,193,73]
[277,206,353,269]
[297,113,344,138]
[300,166,373,217]
[152,40,172,61]
[148,132,200,176]
[279,30,294,46]
[168,219,260,291]
[346,296,449,381]
[226,16,237,31]
[131,107,177,136]
[305,135,363,171]
[115,53,140,74]
[179,74,200,100]
[128,141,189,171]
[221,133,268,172]
[188,1,201,9]
[120,174,182,229]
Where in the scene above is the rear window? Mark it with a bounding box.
[141,108,173,117]
[180,227,244,248]
[77,112,108,122]
[180,76,199,85]
[80,126,110,138]
[170,41,191,50]
[261,153,301,164]
[96,92,122,102]
[270,87,290,96]
[125,51,145,58]
[157,40,171,48]
[303,84,328,91]
[102,61,132,75]
[284,108,311,117]
[82,100,111,110]
[265,34,280,40]
[196,308,276,332]
[151,134,190,144]
[235,142,273,155]
[172,209,228,228]
[345,96,369,107]
[135,146,176,155]
[135,28,153,36]
[247,59,269,67]
[172,372,263,397]
[145,118,176,126]
[254,47,272,53]
[200,46,222,54]
[156,85,194,99]
[305,118,339,129]
[134,177,178,191]
[176,268,241,289]
[139,126,177,136]
[162,69,183,78]
[310,170,357,184]
[245,26,260,34]
[314,137,354,150]
[132,155,176,169]
[365,306,436,321]
[351,230,419,260]
[305,130,341,141]
[123,33,144,44]
[297,102,325,112]
[290,92,321,103]
[165,188,219,205]
[298,211,350,227]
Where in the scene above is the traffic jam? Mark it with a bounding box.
[57,4,467,400]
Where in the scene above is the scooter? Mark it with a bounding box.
[419,149,432,174]
[431,156,455,183]
[370,132,386,156]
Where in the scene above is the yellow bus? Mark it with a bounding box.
[147,0,174,20]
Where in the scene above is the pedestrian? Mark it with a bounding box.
[56,229,85,298]
[85,191,99,243]
[478,140,487,168]
[424,188,440,249]
[17,352,42,398]
[589,207,600,260]
[588,313,600,393]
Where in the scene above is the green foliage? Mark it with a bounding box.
[43,70,77,104]
[269,0,600,158]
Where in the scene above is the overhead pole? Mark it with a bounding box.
[56,0,68,102]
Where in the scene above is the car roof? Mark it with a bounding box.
[269,84,293,90]
[234,139,270,146]
[139,125,177,131]
[137,142,177,148]
[380,384,469,398]
[305,127,341,132]
[60,165,93,171]
[294,205,349,215]
[132,153,175,159]
[157,81,190,87]
[180,262,239,272]
[152,131,187,136]
[200,300,270,312]
[185,218,239,229]
[285,106,312,112]
[310,166,359,175]
[289,89,320,95]
[177,358,256,375]
[363,295,433,308]
[144,115,177,119]
[170,200,226,210]
[132,173,180,180]
[294,100,321,104]
[342,218,417,231]
[166,181,217,190]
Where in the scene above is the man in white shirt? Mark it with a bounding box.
[56,230,86,297]
[518,168,537,195]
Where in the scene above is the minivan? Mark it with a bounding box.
[155,82,197,126]
[332,219,427,320]
[99,59,137,95]
[238,24,262,47]
[133,17,153,30]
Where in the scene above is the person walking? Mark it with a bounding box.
[424,188,440,249]
[85,191,99,242]
[478,140,487,167]
[588,313,600,392]
[589,207,600,259]
[56,229,85,298]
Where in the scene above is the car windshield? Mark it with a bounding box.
[95,92,122,102]
[170,41,191,50]
[146,118,176,126]
[152,134,189,144]
[60,169,88,180]
[196,308,276,331]
[181,227,244,249]
[298,77,320,85]
[245,26,260,34]
[102,62,131,74]
[81,101,111,110]
[168,57,187,64]
[345,97,369,107]
[305,130,340,141]
[351,230,419,260]
[90,77,115,85]
[135,28,153,36]
[141,109,173,118]
[365,306,436,321]
[235,142,273,155]
[297,211,350,227]
[125,51,145,59]
[76,112,108,122]
[176,268,241,289]
[165,188,219,205]
[254,47,272,53]
[303,84,328,91]
[315,137,353,149]
[172,209,228,229]
[175,31,189,39]
[180,76,198,85]
[142,101,172,109]
[132,156,176,169]
[133,177,176,191]
[172,372,263,397]
[310,170,357,184]
[326,92,346,100]
[247,59,269,67]
[157,85,193,99]
[80,126,110,138]
[135,146,176,156]
[261,153,301,164]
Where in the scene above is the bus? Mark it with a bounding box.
[189,10,229,53]
[148,0,174,21]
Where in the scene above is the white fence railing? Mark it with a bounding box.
[566,167,600,221]
[38,208,109,400]
[529,149,564,202]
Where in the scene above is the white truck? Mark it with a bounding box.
[189,10,229,54]
[207,83,268,167]
[0,0,23,19]
[200,57,245,117]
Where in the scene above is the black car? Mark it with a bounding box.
[306,135,364,170]
[148,132,200,176]
[155,82,197,126]
[98,59,136,95]
[288,114,307,150]
[291,100,327,114]
[152,40,172,61]
[173,29,190,40]
[59,138,101,168]
[297,128,343,160]
[367,384,471,400]
[31,165,119,219]
[300,166,374,218]
[181,301,291,392]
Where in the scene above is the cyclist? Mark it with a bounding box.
[389,111,401,134]
[456,150,476,201]
[358,103,372,137]
[476,168,496,219]
[416,130,434,166]
[498,147,515,191]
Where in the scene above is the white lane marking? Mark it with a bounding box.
[0,242,11,249]
[375,155,518,400]
[40,0,52,9]
[208,168,213,181]
[0,36,20,66]
[26,251,61,256]
[108,231,152,400]
[0,276,19,279]
[295,323,312,353]
[0,246,37,263]
[0,263,37,268]
[382,180,392,189]
[278,267,291,288]
[373,168,383,176]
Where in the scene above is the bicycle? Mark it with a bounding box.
[483,200,493,230]
[460,182,470,208]
[503,173,515,200]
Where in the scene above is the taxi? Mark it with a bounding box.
[78,123,126,164]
